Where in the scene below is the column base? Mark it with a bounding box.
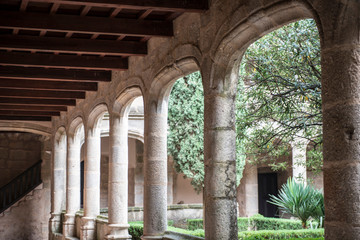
[105,224,131,240]
[80,217,96,240]
[63,213,76,237]
[49,212,62,236]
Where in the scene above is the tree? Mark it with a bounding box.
[237,19,322,172]
[167,72,205,192]
[167,19,322,192]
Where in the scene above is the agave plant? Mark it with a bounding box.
[268,178,324,228]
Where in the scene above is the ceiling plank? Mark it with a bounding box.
[0,116,52,121]
[0,104,67,111]
[0,110,60,116]
[0,66,111,82]
[0,78,98,91]
[0,97,76,106]
[24,0,209,12]
[0,89,86,99]
[0,35,147,56]
[0,52,128,70]
[0,11,173,37]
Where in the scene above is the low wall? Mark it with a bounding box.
[74,204,203,239]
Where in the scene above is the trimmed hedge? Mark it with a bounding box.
[167,226,205,237]
[188,215,303,231]
[238,229,324,239]
[128,221,174,240]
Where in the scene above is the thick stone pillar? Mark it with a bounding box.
[81,127,101,240]
[105,113,131,239]
[204,91,238,239]
[291,138,308,182]
[63,134,81,238]
[142,99,168,240]
[319,1,360,238]
[49,134,66,237]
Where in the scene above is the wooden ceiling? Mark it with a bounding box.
[0,0,208,121]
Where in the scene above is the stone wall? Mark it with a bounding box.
[0,135,51,240]
[0,132,42,186]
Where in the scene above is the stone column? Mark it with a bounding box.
[63,133,81,238]
[204,91,238,239]
[142,99,168,239]
[319,1,360,238]
[291,138,308,182]
[105,112,131,239]
[49,134,66,237]
[238,163,258,217]
[81,127,101,240]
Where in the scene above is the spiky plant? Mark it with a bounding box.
[268,178,324,228]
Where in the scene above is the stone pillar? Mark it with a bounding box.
[49,134,66,237]
[204,91,238,239]
[238,163,258,217]
[291,138,308,182]
[81,127,101,240]
[63,133,81,238]
[319,1,360,238]
[105,112,131,239]
[142,99,168,239]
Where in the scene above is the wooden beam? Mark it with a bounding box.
[0,11,173,37]
[0,97,76,106]
[0,89,85,99]
[0,52,128,70]
[0,78,98,91]
[0,104,67,111]
[0,116,52,121]
[0,35,147,56]
[24,0,209,12]
[0,110,60,116]
[0,66,111,82]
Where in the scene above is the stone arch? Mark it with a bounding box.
[148,56,201,113]
[113,86,143,117]
[128,130,144,143]
[68,116,85,142]
[87,103,109,136]
[54,126,67,147]
[0,121,52,137]
[209,1,317,93]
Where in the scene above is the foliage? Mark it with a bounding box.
[128,222,143,240]
[238,229,324,239]
[187,215,303,232]
[268,178,324,228]
[168,71,205,192]
[237,19,322,172]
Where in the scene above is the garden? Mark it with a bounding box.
[127,178,324,240]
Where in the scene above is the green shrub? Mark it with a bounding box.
[249,216,302,230]
[238,218,250,231]
[238,229,324,239]
[269,178,324,228]
[128,223,143,240]
[187,219,204,230]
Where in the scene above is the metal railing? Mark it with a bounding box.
[0,160,42,214]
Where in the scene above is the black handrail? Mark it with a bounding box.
[0,160,42,214]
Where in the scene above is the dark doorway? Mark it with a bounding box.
[258,172,278,217]
[81,160,84,208]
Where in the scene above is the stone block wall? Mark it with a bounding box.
[0,132,42,187]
